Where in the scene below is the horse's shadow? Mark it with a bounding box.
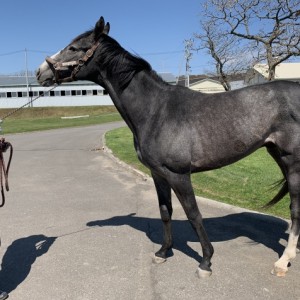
[0,235,56,293]
[87,212,289,263]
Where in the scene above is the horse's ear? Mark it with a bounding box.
[104,22,110,35]
[94,16,106,40]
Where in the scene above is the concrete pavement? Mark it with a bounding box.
[0,122,299,299]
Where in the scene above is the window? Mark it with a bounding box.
[0,93,6,98]
[50,91,55,97]
[6,92,12,98]
[39,91,44,97]
[82,90,87,96]
[71,90,76,96]
[18,92,22,97]
[61,90,66,96]
[92,90,97,96]
[55,91,60,96]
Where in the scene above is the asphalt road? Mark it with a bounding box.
[0,122,299,300]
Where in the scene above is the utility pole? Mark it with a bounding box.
[24,48,31,107]
[184,39,193,88]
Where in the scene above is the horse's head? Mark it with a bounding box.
[36,16,110,86]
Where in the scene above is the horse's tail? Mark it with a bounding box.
[263,178,289,208]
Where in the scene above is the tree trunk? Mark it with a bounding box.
[267,67,276,81]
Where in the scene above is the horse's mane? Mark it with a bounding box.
[98,34,154,90]
[71,30,168,90]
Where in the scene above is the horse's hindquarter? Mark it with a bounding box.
[190,82,300,171]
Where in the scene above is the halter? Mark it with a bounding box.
[45,41,100,84]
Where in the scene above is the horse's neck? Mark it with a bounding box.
[104,70,164,133]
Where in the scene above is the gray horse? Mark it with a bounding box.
[37,16,300,278]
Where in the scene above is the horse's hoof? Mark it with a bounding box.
[271,266,287,277]
[0,290,8,300]
[196,267,212,278]
[152,254,167,264]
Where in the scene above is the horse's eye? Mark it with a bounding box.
[69,46,77,52]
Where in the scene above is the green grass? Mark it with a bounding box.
[0,106,122,134]
[105,126,290,219]
[105,127,150,175]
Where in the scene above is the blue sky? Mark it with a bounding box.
[0,0,209,76]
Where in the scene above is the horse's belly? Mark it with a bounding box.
[191,138,263,172]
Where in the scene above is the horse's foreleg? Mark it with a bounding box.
[168,172,214,278]
[152,172,173,263]
[272,157,300,277]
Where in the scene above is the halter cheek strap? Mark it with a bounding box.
[46,41,100,84]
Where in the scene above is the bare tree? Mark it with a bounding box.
[194,20,252,90]
[203,0,300,81]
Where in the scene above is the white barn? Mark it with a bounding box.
[0,73,177,108]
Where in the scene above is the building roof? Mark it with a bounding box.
[252,62,300,80]
[189,78,222,87]
[0,75,98,87]
[0,75,37,87]
[0,72,177,87]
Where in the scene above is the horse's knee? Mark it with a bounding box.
[160,205,172,222]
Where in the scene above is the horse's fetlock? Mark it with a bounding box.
[160,211,171,222]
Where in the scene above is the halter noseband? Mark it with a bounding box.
[45,41,100,84]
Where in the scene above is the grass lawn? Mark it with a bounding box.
[105,126,290,219]
[0,106,122,134]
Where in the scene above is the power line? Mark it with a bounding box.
[0,49,55,57]
[27,49,55,54]
[0,49,184,58]
[0,50,24,57]
[141,50,184,56]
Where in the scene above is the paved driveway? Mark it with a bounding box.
[0,122,299,300]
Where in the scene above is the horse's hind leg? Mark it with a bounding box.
[272,149,300,276]
[167,172,214,278]
[152,172,173,263]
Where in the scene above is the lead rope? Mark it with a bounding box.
[0,138,13,207]
[0,84,57,207]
